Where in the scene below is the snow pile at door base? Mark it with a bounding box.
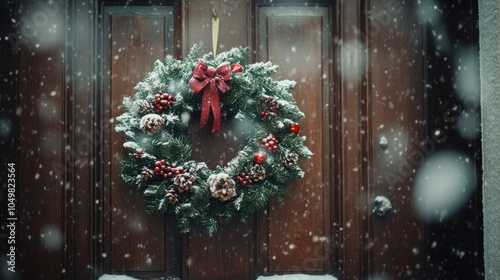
[257,274,337,280]
[99,274,337,280]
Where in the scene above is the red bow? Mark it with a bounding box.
[189,60,232,133]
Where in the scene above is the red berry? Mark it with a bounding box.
[155,167,160,173]
[254,152,266,164]
[290,123,300,134]
[161,159,166,165]
[231,63,243,73]
[155,161,161,167]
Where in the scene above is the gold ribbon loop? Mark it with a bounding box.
[212,9,219,58]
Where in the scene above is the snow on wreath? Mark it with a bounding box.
[115,45,312,233]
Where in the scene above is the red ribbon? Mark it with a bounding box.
[189,60,232,133]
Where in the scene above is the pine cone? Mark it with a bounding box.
[141,167,154,182]
[250,164,266,182]
[208,173,236,202]
[140,114,164,135]
[174,173,196,192]
[284,151,299,167]
[137,100,154,114]
[166,189,179,205]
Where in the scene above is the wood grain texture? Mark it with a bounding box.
[258,6,332,273]
[182,1,255,279]
[101,7,177,276]
[184,113,254,280]
[368,0,426,278]
[18,0,64,278]
[183,0,250,57]
[336,1,368,278]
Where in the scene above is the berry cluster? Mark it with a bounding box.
[261,134,279,152]
[154,160,185,179]
[236,172,253,187]
[153,91,175,113]
[260,96,278,120]
[133,148,145,159]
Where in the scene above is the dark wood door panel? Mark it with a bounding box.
[181,1,255,279]
[368,0,426,278]
[101,5,178,276]
[18,12,65,280]
[257,6,332,273]
[182,0,251,57]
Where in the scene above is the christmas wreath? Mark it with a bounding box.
[116,46,312,233]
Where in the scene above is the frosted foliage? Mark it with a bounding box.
[413,151,475,221]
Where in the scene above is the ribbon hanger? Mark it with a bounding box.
[212,8,219,58]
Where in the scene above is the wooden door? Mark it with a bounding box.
[12,0,440,279]
[97,0,426,279]
[100,1,335,279]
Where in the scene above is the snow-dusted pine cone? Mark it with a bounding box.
[208,173,236,202]
[137,99,155,114]
[174,173,196,193]
[166,189,179,205]
[141,167,154,182]
[250,164,266,182]
[139,113,164,135]
[284,151,299,167]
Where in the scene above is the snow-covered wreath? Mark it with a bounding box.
[116,46,312,233]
